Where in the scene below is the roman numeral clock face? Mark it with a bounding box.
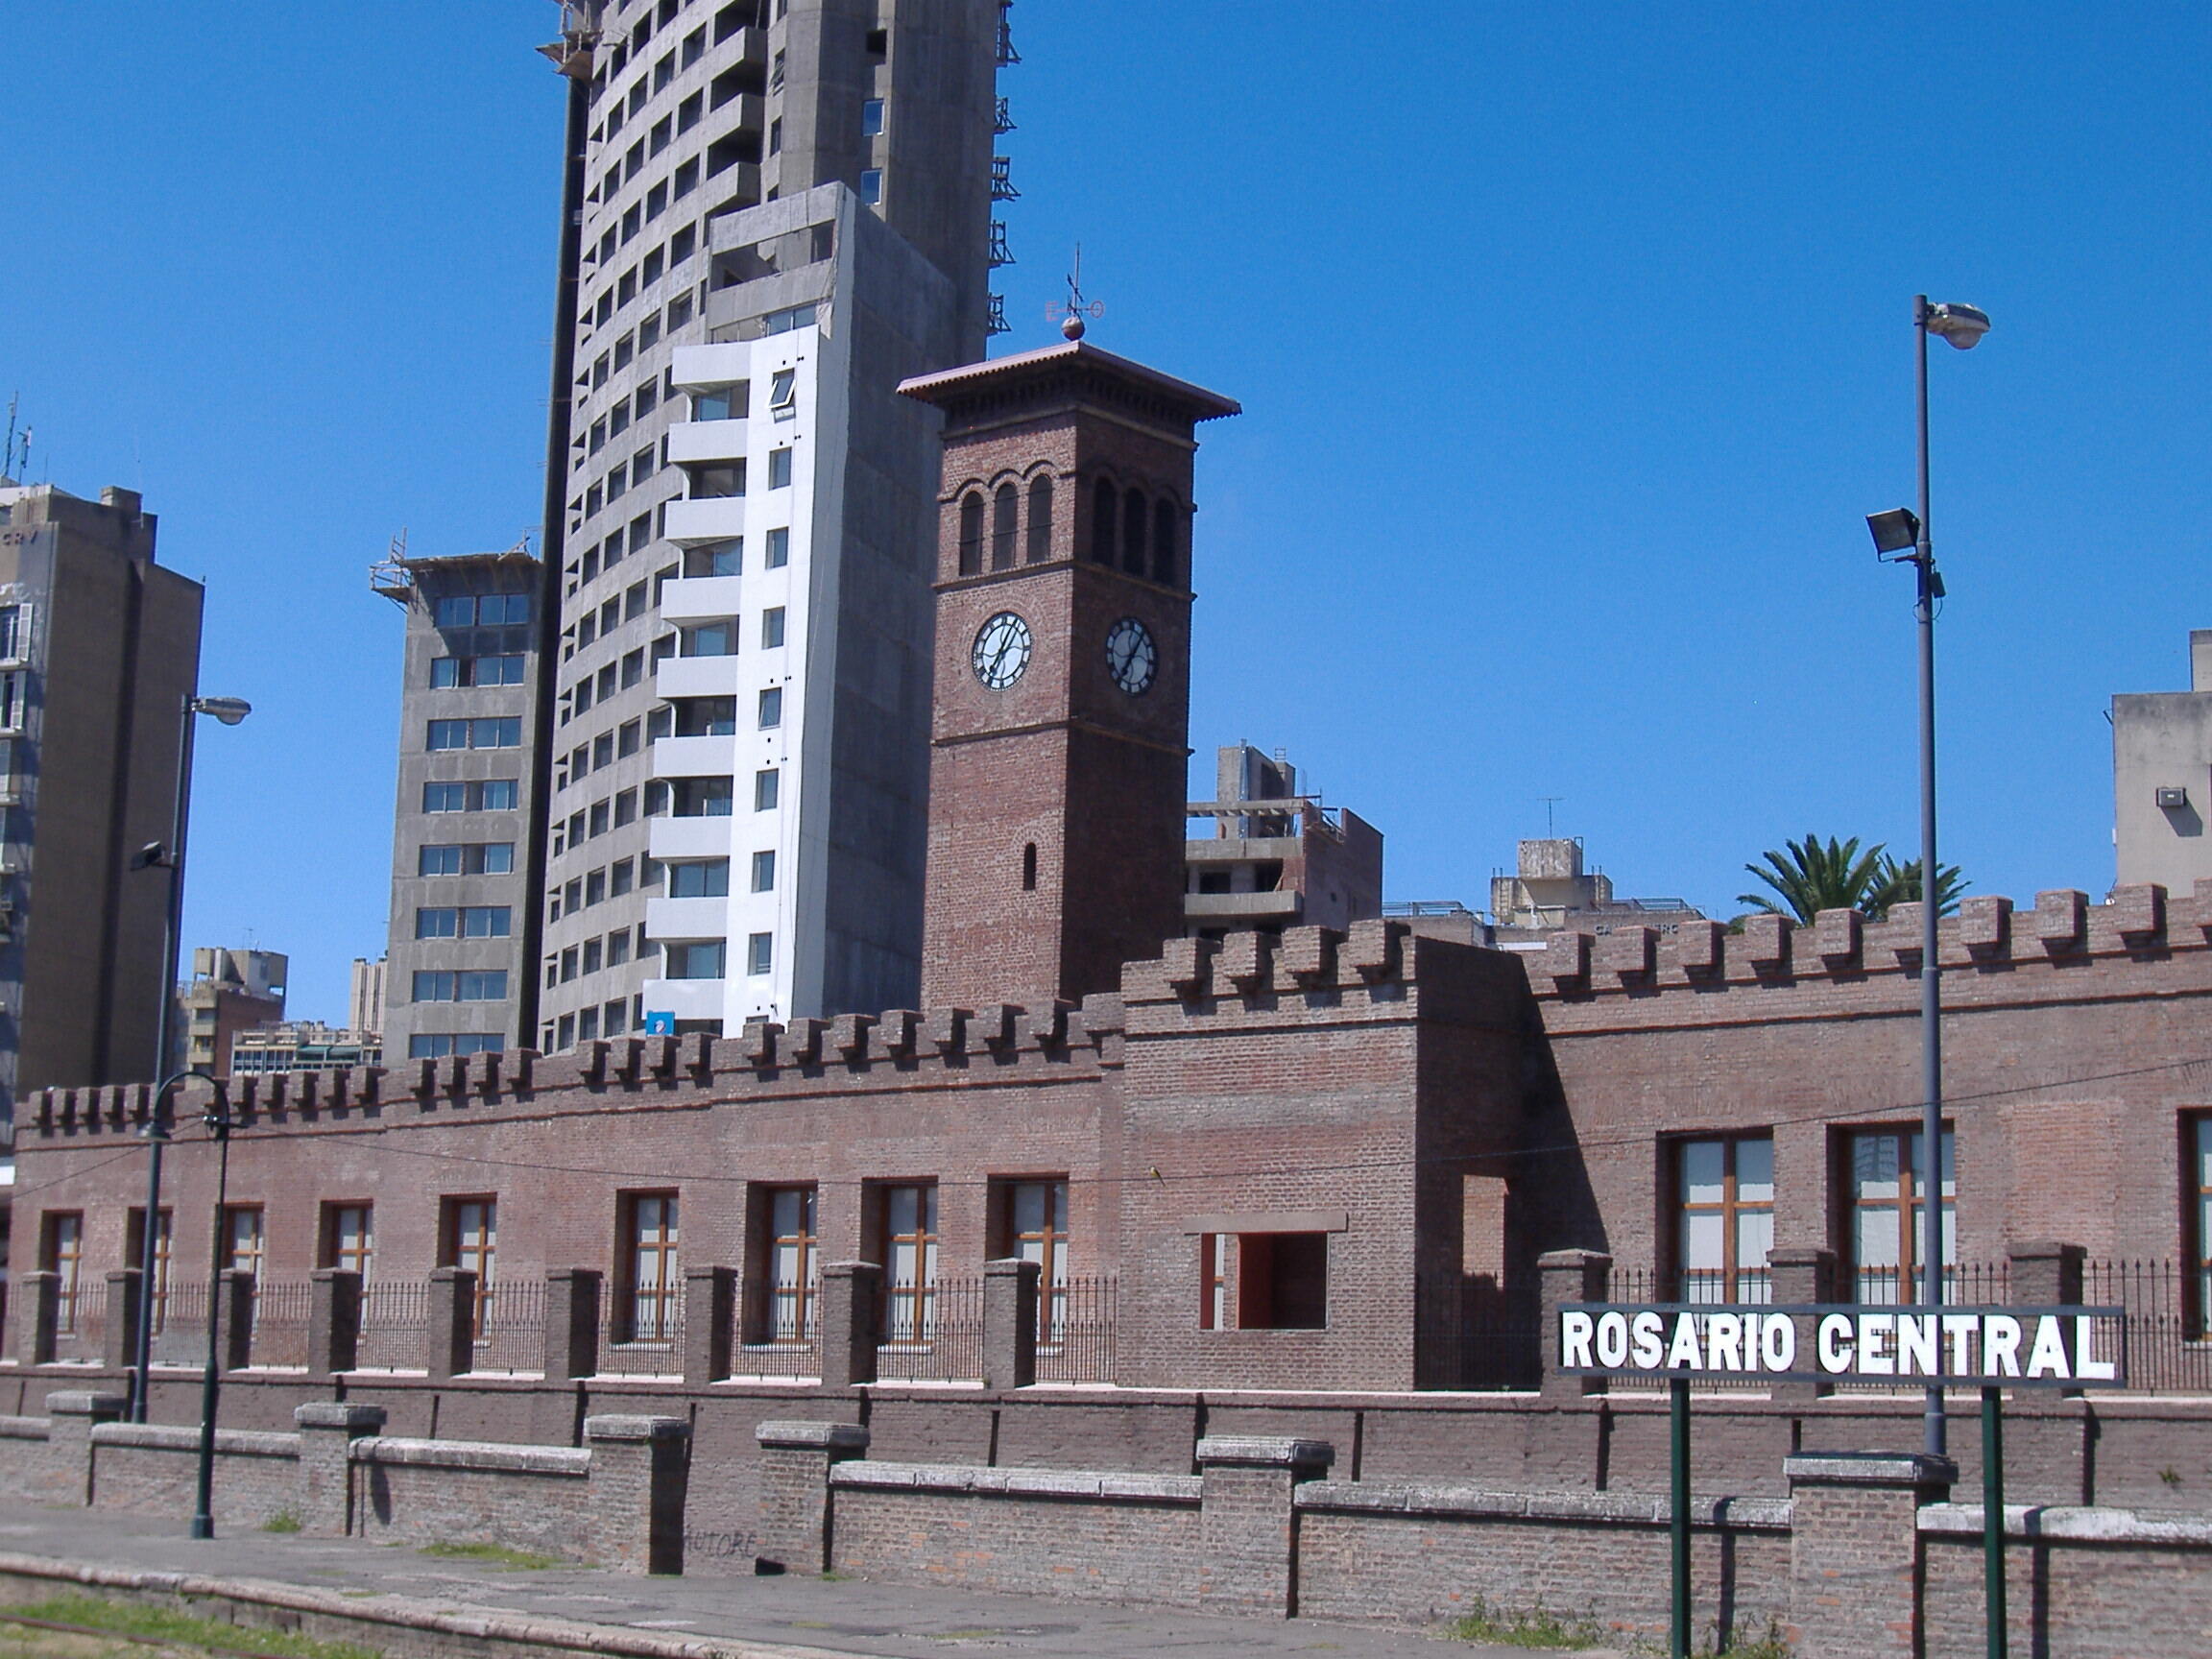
[972,611,1032,688]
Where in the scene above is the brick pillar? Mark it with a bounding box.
[981,1259,1040,1390]
[1195,1435,1334,1618]
[1768,1247,1838,1403]
[309,1270,363,1376]
[15,1271,60,1365]
[544,1269,602,1381]
[216,1270,256,1373]
[1785,1452,1956,1658]
[754,1419,869,1574]
[293,1403,384,1534]
[584,1414,691,1575]
[1538,1249,1612,1401]
[103,1270,143,1371]
[684,1267,734,1385]
[425,1267,476,1381]
[817,1262,881,1389]
[44,1389,127,1506]
[2008,1239,2085,1307]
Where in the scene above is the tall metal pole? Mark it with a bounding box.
[190,1102,232,1539]
[1983,1385,2008,1656]
[1670,1376,1691,1659]
[1912,294,1946,1460]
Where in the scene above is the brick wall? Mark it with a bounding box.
[87,1424,301,1527]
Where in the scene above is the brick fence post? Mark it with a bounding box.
[1195,1435,1334,1618]
[754,1419,869,1574]
[425,1267,476,1381]
[103,1270,143,1372]
[2010,1239,2087,1398]
[15,1271,60,1365]
[44,1389,127,1506]
[309,1270,362,1377]
[1785,1452,1956,1657]
[684,1267,734,1385]
[981,1258,1040,1390]
[293,1403,384,1534]
[216,1270,256,1373]
[544,1268,602,1382]
[1538,1249,1612,1401]
[1768,1247,1838,1403]
[584,1413,691,1575]
[818,1262,881,1388]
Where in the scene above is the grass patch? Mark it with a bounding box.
[1443,1597,1606,1649]
[259,1512,301,1535]
[10,1595,379,1659]
[415,1542,564,1571]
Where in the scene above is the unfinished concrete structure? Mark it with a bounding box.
[2112,625,2212,893]
[1185,743,1382,940]
[1487,835,1704,950]
[0,480,202,1117]
[177,948,286,1080]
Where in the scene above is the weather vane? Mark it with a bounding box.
[1046,245,1105,340]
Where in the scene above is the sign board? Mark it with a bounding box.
[1559,1303,2127,1388]
[643,1011,676,1035]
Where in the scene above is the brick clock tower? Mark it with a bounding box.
[900,337,1238,1010]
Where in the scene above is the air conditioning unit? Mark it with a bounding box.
[2156,785,2189,809]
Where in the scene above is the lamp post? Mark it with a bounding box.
[191,1085,235,1540]
[127,1067,216,1425]
[1865,295,1989,1461]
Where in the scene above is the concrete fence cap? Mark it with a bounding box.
[44,1391,128,1418]
[294,1403,389,1431]
[1195,1435,1334,1470]
[1785,1452,1958,1488]
[757,1419,870,1451]
[584,1414,691,1443]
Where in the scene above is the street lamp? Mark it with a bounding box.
[131,694,250,1427]
[190,1083,235,1541]
[1864,295,1988,1461]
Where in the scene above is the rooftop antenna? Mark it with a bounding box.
[1047,245,1105,341]
[2,394,17,480]
[1538,796,1565,836]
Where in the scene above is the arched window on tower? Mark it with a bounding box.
[1022,842,1037,891]
[957,492,984,576]
[1122,488,1148,576]
[1025,475,1053,563]
[1091,477,1117,563]
[992,483,1018,570]
[1153,499,1180,587]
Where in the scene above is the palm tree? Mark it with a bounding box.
[1872,854,1967,918]
[1737,834,1892,924]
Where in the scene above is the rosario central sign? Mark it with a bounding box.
[1559,1303,2128,1386]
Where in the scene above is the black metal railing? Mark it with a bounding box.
[598,1282,685,1378]
[353,1279,430,1371]
[1036,1275,1118,1384]
[876,1275,984,1382]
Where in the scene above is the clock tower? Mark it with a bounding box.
[900,338,1239,1011]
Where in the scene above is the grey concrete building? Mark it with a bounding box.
[177,947,286,1080]
[374,547,542,1060]
[2113,627,2212,894]
[1487,836,1704,950]
[0,480,203,1117]
[1185,744,1382,940]
[530,0,1003,1047]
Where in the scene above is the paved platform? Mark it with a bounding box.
[0,1508,1587,1659]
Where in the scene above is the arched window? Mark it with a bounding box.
[992,483,1018,570]
[1122,488,1148,575]
[1022,842,1037,891]
[1153,499,1180,587]
[957,492,984,576]
[1091,477,1117,563]
[1025,475,1053,563]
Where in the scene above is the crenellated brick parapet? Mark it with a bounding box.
[1118,918,1416,1009]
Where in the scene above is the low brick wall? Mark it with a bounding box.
[1295,1480,1791,1642]
[89,1424,301,1528]
[1919,1503,2212,1658]
[828,1462,1205,1606]
[351,1436,592,1559]
[0,1415,65,1503]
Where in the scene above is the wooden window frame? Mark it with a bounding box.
[1842,1127,1955,1304]
[621,1191,681,1343]
[1671,1135,1774,1304]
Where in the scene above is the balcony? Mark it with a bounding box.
[671,342,752,390]
[1185,891,1303,923]
[653,655,746,699]
[660,574,745,621]
[651,733,742,778]
[663,496,748,545]
[649,815,738,862]
[646,895,731,941]
[667,422,749,467]
[639,977,725,1022]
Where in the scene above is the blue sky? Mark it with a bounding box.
[3,2,2207,1022]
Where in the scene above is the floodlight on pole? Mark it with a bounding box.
[1925,302,1991,349]
[1866,508,1921,559]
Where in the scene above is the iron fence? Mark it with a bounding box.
[876,1275,984,1382]
[469,1277,545,1375]
[1414,1273,1538,1390]
[597,1282,685,1378]
[732,1274,822,1378]
[1035,1275,1118,1383]
[354,1280,430,1371]
[2088,1259,2212,1394]
[248,1281,315,1370]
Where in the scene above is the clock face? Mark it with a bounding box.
[972,611,1033,689]
[1104,617,1158,696]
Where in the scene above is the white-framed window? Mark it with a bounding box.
[768,369,798,418]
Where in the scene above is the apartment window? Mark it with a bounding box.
[1005,1179,1070,1338]
[681,619,738,657]
[676,697,736,736]
[692,380,746,421]
[427,717,521,751]
[673,777,734,816]
[757,688,782,729]
[585,869,608,906]
[604,998,628,1036]
[760,607,784,649]
[621,648,645,688]
[1198,1231,1328,1331]
[411,970,509,1002]
[623,1194,681,1342]
[419,842,514,877]
[1847,1129,1956,1303]
[561,947,578,982]
[762,1186,817,1341]
[767,116,782,156]
[767,447,793,489]
[2191,1117,2212,1337]
[666,940,728,979]
[589,799,612,837]
[443,1198,497,1337]
[768,369,798,418]
[481,779,518,810]
[1674,1136,1773,1304]
[617,720,642,759]
[593,732,615,770]
[43,1213,84,1335]
[422,782,466,812]
[881,1185,939,1342]
[325,1205,373,1279]
[419,905,511,940]
[686,540,742,577]
[1026,475,1053,563]
[608,928,632,966]
[430,654,525,688]
[958,491,984,576]
[764,527,789,567]
[754,768,779,810]
[0,604,25,661]
[858,168,883,205]
[611,857,636,896]
[861,97,885,136]
[688,461,745,497]
[408,1033,503,1060]
[671,858,731,898]
[750,850,775,892]
[746,931,773,975]
[992,483,1018,570]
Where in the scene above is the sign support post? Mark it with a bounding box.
[1670,1375,1691,1659]
[1982,1385,2007,1658]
